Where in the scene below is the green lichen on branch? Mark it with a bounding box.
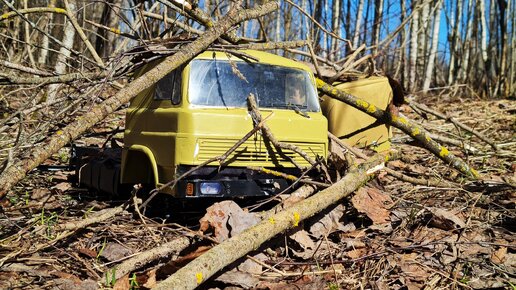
[316,79,479,179]
[153,153,387,290]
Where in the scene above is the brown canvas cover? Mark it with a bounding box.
[320,76,393,152]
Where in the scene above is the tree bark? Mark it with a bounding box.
[46,0,76,103]
[352,0,365,49]
[372,0,384,54]
[408,0,419,91]
[153,154,386,290]
[331,0,341,60]
[447,0,463,85]
[0,1,279,199]
[422,0,442,91]
[460,0,475,82]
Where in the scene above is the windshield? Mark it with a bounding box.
[188,59,320,112]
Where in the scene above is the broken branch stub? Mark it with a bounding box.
[316,79,479,179]
[153,153,387,290]
[0,1,280,199]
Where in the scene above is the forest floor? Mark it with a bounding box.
[0,93,514,290]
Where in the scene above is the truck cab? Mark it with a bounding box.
[120,50,328,197]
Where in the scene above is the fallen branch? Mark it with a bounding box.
[409,101,498,151]
[317,79,479,179]
[0,203,129,266]
[0,1,279,199]
[328,132,456,187]
[153,153,387,289]
[104,237,191,283]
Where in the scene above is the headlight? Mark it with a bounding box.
[199,182,222,195]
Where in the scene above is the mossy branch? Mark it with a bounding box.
[153,153,387,290]
[316,79,479,179]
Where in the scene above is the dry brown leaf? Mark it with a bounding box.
[428,207,466,230]
[345,248,368,259]
[490,247,507,264]
[238,253,267,275]
[215,270,260,288]
[141,268,157,289]
[113,274,129,290]
[77,247,97,258]
[406,164,426,174]
[51,182,72,192]
[199,200,260,242]
[290,230,316,259]
[100,243,133,262]
[31,188,51,200]
[351,187,392,224]
[54,279,98,290]
[388,160,406,169]
[51,271,81,283]
[309,204,346,238]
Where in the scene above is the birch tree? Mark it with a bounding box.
[408,0,420,91]
[372,0,384,54]
[423,0,442,91]
[352,0,365,49]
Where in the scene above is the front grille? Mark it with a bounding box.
[197,138,325,167]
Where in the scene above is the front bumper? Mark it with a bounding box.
[176,178,289,198]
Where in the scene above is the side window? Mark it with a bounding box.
[171,69,181,105]
[155,68,182,105]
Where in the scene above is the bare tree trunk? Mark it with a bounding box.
[275,5,281,41]
[364,0,371,45]
[423,0,442,91]
[22,0,36,68]
[37,0,56,66]
[372,0,384,54]
[496,0,507,95]
[510,0,515,96]
[47,0,76,103]
[331,0,340,60]
[323,0,329,57]
[345,0,351,40]
[448,0,463,85]
[302,0,308,39]
[400,0,408,87]
[479,0,490,96]
[283,4,290,42]
[352,0,365,49]
[408,0,419,91]
[511,0,516,96]
[460,0,475,82]
[418,0,430,78]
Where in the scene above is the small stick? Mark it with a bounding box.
[247,166,330,188]
[409,101,498,151]
[306,37,322,78]
[103,236,191,282]
[328,132,458,187]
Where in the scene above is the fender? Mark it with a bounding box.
[123,145,159,186]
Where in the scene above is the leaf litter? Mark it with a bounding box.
[0,97,514,289]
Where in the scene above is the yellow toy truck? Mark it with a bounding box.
[76,50,328,197]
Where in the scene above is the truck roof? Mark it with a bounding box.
[194,50,312,72]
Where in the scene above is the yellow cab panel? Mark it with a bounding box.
[122,50,328,197]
